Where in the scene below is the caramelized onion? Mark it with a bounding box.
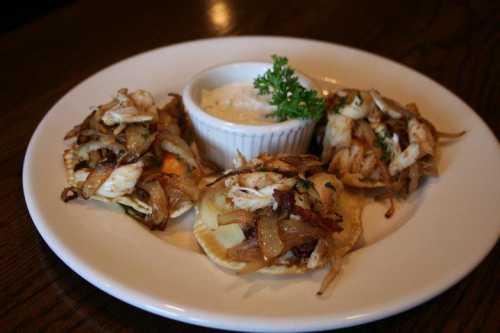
[157,97,181,135]
[218,209,254,228]
[125,124,156,158]
[60,187,80,202]
[141,180,169,228]
[408,163,420,194]
[89,108,109,134]
[276,154,323,173]
[419,156,438,177]
[354,120,376,147]
[317,256,344,296]
[377,160,395,218]
[279,219,323,250]
[226,238,261,262]
[436,130,466,139]
[88,150,102,167]
[81,163,114,199]
[159,130,197,168]
[160,174,199,202]
[257,215,284,261]
[292,206,343,233]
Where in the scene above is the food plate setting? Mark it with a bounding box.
[23,37,500,332]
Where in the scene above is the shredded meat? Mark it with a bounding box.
[273,188,343,233]
[208,167,297,187]
[207,168,255,187]
[292,206,343,233]
[272,189,295,214]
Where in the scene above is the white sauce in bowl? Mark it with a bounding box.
[200,82,277,125]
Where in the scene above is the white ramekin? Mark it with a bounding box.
[182,62,318,169]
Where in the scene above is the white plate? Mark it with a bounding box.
[23,37,500,332]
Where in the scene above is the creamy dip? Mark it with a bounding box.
[200,82,277,125]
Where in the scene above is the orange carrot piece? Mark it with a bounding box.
[161,153,186,176]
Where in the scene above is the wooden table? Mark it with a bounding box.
[2,0,498,332]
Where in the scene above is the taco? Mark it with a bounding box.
[193,154,363,294]
[60,89,215,230]
[321,88,464,216]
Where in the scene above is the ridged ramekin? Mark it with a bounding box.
[182,62,318,169]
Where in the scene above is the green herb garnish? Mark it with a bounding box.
[254,55,325,121]
[375,129,392,162]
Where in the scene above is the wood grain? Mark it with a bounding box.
[1,0,498,332]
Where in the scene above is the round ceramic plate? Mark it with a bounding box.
[23,37,500,332]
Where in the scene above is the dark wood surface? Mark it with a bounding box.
[1,0,499,332]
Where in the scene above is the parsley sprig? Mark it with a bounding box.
[253,55,325,121]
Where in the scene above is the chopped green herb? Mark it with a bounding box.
[254,55,325,121]
[375,129,392,162]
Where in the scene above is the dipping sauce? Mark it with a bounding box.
[200,82,277,125]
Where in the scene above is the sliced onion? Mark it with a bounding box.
[408,163,420,194]
[191,142,218,176]
[279,219,322,250]
[316,256,343,296]
[218,209,254,227]
[226,238,261,262]
[81,163,114,199]
[257,215,284,261]
[141,180,169,228]
[89,107,109,134]
[419,156,438,177]
[160,174,199,202]
[157,97,182,135]
[308,172,343,212]
[436,130,466,139]
[125,124,156,157]
[277,154,323,173]
[88,150,102,167]
[377,160,395,218]
[159,130,197,168]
